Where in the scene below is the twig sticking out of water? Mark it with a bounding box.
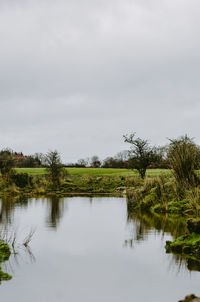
[0,227,36,250]
[23,228,36,247]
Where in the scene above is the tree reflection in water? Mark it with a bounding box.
[0,196,29,225]
[0,196,35,284]
[45,196,66,228]
[126,199,200,272]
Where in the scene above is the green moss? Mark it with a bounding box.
[0,242,12,282]
[165,233,200,260]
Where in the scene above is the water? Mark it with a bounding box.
[0,196,200,302]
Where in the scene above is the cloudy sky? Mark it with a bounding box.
[0,0,200,162]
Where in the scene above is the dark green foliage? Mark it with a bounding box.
[11,172,33,188]
[0,242,12,282]
[15,154,42,168]
[187,219,200,234]
[152,200,191,214]
[0,149,15,180]
[123,133,159,179]
[165,233,200,260]
[0,243,10,262]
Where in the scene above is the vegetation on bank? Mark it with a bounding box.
[126,135,200,262]
[165,218,200,263]
[127,135,200,214]
[0,166,171,196]
[0,172,126,195]
[166,233,200,260]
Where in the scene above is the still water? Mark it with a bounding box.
[0,196,200,302]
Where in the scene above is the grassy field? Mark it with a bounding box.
[15,167,171,177]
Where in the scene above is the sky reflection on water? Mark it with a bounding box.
[0,196,200,302]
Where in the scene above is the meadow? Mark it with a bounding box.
[15,167,171,177]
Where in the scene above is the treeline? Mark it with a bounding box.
[0,148,168,169]
[0,150,43,168]
[68,149,169,169]
[1,134,199,176]
[0,133,199,194]
[0,150,66,191]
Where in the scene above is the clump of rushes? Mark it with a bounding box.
[167,135,200,188]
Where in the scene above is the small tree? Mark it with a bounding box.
[0,149,15,181]
[123,133,157,179]
[45,150,66,188]
[77,159,88,167]
[167,135,200,187]
[90,156,101,168]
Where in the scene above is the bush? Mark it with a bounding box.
[11,172,33,188]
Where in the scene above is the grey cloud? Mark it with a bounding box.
[0,0,200,161]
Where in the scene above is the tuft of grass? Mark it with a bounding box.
[168,135,200,187]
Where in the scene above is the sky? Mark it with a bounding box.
[0,0,200,163]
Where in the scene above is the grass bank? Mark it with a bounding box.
[126,174,200,263]
[0,168,171,196]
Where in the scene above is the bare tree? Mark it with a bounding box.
[123,133,157,179]
[90,156,101,168]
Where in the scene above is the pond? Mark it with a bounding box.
[0,196,200,302]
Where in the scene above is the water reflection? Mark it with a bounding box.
[45,196,66,228]
[127,205,188,240]
[1,243,36,286]
[0,196,28,225]
[0,195,67,229]
[126,202,200,272]
[0,196,200,301]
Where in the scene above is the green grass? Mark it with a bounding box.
[15,168,47,175]
[15,167,171,177]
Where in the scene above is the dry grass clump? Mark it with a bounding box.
[168,135,200,188]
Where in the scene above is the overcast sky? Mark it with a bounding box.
[0,0,200,162]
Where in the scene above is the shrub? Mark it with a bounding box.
[11,172,33,188]
[45,150,67,189]
[123,133,159,179]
